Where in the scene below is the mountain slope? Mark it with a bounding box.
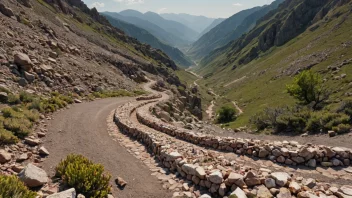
[102,14,193,67]
[119,10,199,44]
[198,18,225,38]
[210,0,285,56]
[160,13,215,34]
[195,0,352,127]
[102,12,190,48]
[188,6,263,60]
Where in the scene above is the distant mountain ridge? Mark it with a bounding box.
[160,13,216,34]
[188,6,263,60]
[102,13,193,67]
[102,12,189,48]
[198,18,225,38]
[118,10,199,46]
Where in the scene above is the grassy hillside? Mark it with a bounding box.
[103,14,193,68]
[195,0,352,128]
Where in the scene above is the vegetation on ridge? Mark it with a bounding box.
[192,0,352,131]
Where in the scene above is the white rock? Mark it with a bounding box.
[209,171,223,184]
[0,149,11,163]
[47,188,76,198]
[265,178,276,188]
[230,187,247,198]
[340,186,352,196]
[39,146,50,155]
[18,163,48,187]
[270,172,291,187]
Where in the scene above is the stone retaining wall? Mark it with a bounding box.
[113,100,351,198]
[136,94,162,101]
[136,106,352,169]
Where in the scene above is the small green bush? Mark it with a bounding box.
[217,106,237,124]
[56,154,111,198]
[0,128,19,145]
[19,91,36,103]
[250,107,287,130]
[337,100,352,121]
[7,93,21,104]
[333,123,351,134]
[3,118,32,138]
[305,111,349,133]
[0,175,37,198]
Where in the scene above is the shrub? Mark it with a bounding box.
[0,175,37,198]
[333,124,351,134]
[337,100,352,121]
[3,118,32,138]
[286,70,329,109]
[250,107,287,130]
[217,106,237,123]
[19,91,35,103]
[0,128,19,145]
[7,93,21,104]
[305,111,350,133]
[56,154,111,198]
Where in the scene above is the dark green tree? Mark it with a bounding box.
[217,106,237,123]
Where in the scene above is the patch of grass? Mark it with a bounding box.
[0,175,37,198]
[56,154,111,198]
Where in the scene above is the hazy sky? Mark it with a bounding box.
[84,0,275,18]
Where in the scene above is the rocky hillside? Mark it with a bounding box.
[209,0,285,58]
[102,13,193,68]
[188,6,263,61]
[0,0,185,98]
[195,0,352,127]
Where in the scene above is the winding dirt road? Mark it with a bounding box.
[41,97,171,198]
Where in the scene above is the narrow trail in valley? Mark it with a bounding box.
[232,101,243,114]
[224,76,247,87]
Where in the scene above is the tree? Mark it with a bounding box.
[217,106,237,123]
[286,70,329,110]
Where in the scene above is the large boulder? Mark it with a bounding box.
[18,163,48,187]
[14,52,32,71]
[0,149,11,164]
[47,188,76,198]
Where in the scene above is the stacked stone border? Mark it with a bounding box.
[136,107,352,169]
[136,94,162,101]
[113,99,351,198]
